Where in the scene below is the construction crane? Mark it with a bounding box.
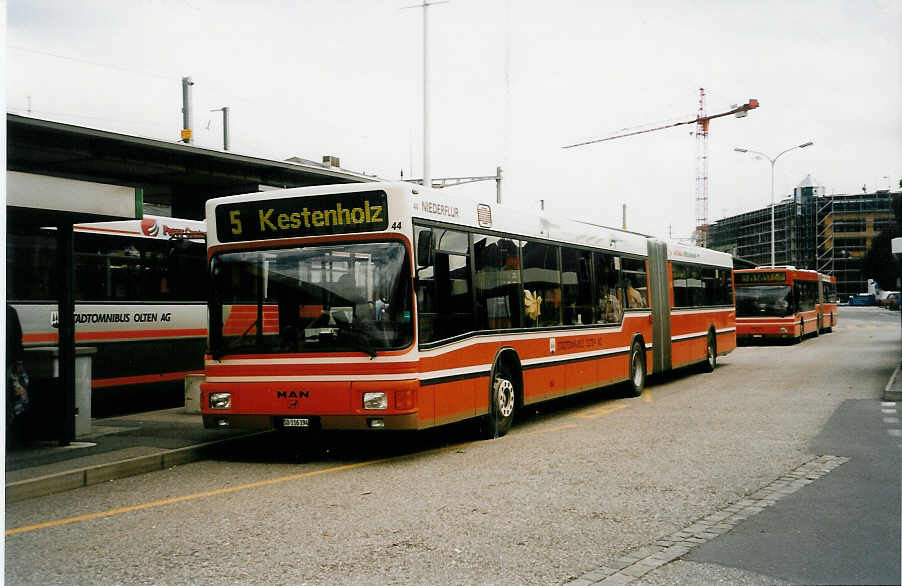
[563,89,759,247]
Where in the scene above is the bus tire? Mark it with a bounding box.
[482,361,515,439]
[627,340,646,397]
[701,331,716,373]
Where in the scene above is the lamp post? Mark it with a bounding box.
[734,141,813,266]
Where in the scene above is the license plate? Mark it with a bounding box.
[282,418,310,428]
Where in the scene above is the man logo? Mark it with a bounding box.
[277,391,310,399]
[141,218,160,237]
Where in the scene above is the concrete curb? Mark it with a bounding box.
[883,364,902,402]
[5,432,268,504]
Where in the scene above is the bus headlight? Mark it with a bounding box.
[363,392,388,410]
[209,392,232,409]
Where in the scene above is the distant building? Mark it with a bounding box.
[708,175,899,299]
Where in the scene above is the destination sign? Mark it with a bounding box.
[736,271,786,284]
[215,190,388,243]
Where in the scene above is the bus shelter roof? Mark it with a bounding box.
[7,113,377,221]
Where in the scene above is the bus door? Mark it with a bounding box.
[817,278,825,329]
[646,240,671,374]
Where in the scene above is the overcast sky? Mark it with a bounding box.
[6,0,902,240]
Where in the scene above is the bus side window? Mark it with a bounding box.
[700,266,731,306]
[561,247,592,325]
[414,226,437,342]
[522,241,561,327]
[474,235,522,331]
[620,257,648,308]
[416,226,473,343]
[594,252,621,324]
[672,263,686,307]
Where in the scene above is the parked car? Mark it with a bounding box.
[849,293,876,306]
[877,290,899,307]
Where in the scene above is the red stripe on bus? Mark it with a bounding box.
[24,329,207,344]
[78,328,207,341]
[92,370,204,389]
[23,333,58,343]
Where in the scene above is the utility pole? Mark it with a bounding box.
[181,76,194,144]
[422,2,431,188]
[402,1,448,189]
[210,106,230,150]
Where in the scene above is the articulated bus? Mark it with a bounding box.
[734,267,837,343]
[7,216,208,413]
[201,182,735,437]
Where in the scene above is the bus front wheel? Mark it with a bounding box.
[482,362,515,439]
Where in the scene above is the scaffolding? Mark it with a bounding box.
[708,186,898,299]
[816,195,834,276]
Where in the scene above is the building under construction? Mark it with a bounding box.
[707,176,900,299]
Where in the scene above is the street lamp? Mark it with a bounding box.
[734,141,814,266]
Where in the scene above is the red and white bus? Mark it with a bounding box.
[734,267,837,342]
[201,182,735,437]
[8,216,208,412]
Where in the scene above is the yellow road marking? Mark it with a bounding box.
[576,403,630,419]
[642,387,653,403]
[7,440,478,537]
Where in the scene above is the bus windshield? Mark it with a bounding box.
[735,285,794,317]
[210,241,413,357]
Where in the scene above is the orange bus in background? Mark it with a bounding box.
[734,267,836,343]
[201,182,735,438]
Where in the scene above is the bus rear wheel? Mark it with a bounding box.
[627,341,646,397]
[482,362,515,439]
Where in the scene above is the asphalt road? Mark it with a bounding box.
[5,306,900,585]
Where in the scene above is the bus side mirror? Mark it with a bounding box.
[417,231,434,268]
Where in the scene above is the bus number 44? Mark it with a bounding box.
[391,221,402,230]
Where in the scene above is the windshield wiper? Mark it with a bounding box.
[331,318,377,359]
[235,317,261,347]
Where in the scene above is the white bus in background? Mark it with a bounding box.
[7,216,208,415]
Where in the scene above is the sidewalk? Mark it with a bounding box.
[884,361,902,401]
[5,408,264,503]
